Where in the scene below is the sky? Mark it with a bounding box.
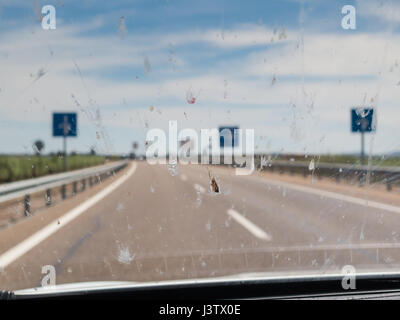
[1,0,400,156]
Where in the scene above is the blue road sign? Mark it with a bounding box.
[351,108,375,133]
[219,126,239,148]
[53,113,77,137]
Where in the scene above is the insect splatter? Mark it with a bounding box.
[186,88,201,104]
[208,170,220,193]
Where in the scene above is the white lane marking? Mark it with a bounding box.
[227,209,272,241]
[260,177,400,214]
[0,162,138,270]
[180,174,188,181]
[194,183,206,194]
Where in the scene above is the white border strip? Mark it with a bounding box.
[259,177,400,214]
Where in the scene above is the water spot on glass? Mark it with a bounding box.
[116,203,124,212]
[308,159,315,171]
[195,191,202,208]
[118,16,127,39]
[144,56,151,74]
[168,160,178,176]
[278,27,286,40]
[271,74,276,86]
[117,244,135,265]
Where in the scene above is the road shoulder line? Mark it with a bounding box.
[0,162,138,270]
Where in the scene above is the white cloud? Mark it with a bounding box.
[357,0,400,24]
[1,18,400,154]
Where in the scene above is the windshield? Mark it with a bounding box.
[1,0,400,293]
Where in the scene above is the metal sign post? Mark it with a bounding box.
[361,130,365,165]
[53,113,78,172]
[351,108,375,165]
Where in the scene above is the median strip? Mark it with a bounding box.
[227,208,272,241]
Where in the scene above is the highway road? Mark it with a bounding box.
[2,161,400,291]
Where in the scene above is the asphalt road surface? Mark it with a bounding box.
[2,161,400,291]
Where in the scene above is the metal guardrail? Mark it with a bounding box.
[0,161,128,218]
[255,157,400,191]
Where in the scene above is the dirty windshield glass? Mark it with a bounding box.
[1,0,400,292]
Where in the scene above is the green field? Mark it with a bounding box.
[0,155,108,183]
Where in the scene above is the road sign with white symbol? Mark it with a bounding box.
[351,108,375,133]
[53,113,77,137]
[350,107,376,166]
[219,126,239,148]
